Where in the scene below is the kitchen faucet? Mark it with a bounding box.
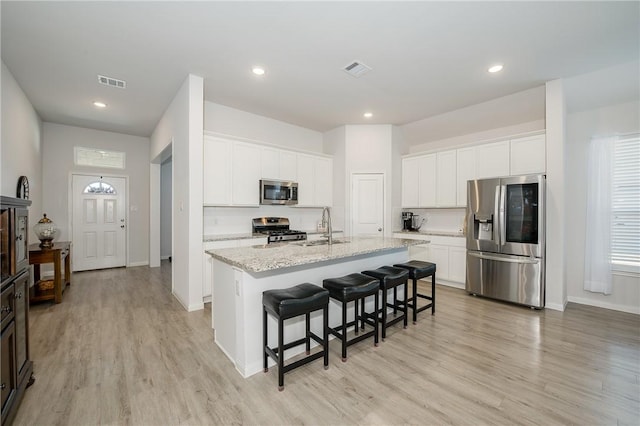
[321,206,333,245]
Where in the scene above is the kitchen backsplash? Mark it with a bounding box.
[203,206,344,235]
[401,208,466,233]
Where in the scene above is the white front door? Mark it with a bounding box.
[351,173,384,236]
[72,175,127,271]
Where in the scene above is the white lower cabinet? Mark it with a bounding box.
[394,233,466,287]
[448,246,467,283]
[203,237,267,299]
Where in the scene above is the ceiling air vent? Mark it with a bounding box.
[98,74,126,89]
[343,61,372,78]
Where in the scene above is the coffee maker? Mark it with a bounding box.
[402,212,413,231]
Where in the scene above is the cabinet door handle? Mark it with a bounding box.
[1,305,11,313]
[0,383,6,390]
[17,234,23,241]
[15,292,23,299]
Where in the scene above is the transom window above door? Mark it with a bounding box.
[83,181,117,195]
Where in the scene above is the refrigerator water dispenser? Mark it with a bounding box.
[473,214,493,241]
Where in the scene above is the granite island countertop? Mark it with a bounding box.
[206,236,425,273]
[394,229,465,238]
[203,230,344,242]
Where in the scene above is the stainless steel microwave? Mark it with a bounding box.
[260,179,298,205]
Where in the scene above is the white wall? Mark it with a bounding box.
[41,123,150,266]
[566,100,640,313]
[391,126,405,231]
[401,86,545,147]
[323,126,346,232]
[1,61,43,242]
[408,119,545,154]
[150,74,204,311]
[160,158,172,259]
[344,125,396,237]
[545,79,568,311]
[204,102,323,153]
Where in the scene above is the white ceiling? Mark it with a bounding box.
[2,1,639,138]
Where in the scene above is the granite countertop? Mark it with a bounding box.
[206,236,425,273]
[203,230,344,242]
[203,233,261,242]
[394,229,465,238]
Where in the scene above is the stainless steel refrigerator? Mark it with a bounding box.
[466,174,545,308]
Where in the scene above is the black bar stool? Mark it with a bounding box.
[362,266,409,340]
[263,283,330,391]
[323,273,380,361]
[394,260,436,323]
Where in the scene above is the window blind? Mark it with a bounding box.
[611,135,640,269]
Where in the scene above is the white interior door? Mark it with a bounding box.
[72,175,127,271]
[351,173,384,236]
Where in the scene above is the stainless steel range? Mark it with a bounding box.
[252,217,307,243]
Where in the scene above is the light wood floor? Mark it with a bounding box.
[13,261,640,425]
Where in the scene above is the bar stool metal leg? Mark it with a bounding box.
[278,316,285,390]
[263,307,268,372]
[323,304,329,369]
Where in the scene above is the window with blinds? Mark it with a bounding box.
[611,135,640,273]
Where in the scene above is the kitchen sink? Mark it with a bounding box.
[290,239,350,247]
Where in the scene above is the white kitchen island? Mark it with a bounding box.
[206,237,424,377]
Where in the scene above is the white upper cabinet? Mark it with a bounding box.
[456,147,476,206]
[314,156,333,207]
[203,136,232,205]
[402,152,456,208]
[279,151,298,182]
[296,154,315,206]
[260,147,280,180]
[510,134,546,175]
[475,140,510,179]
[419,154,437,207]
[261,147,298,181]
[232,142,262,206]
[203,134,330,207]
[402,157,420,207]
[402,133,546,209]
[436,150,457,207]
[297,153,333,207]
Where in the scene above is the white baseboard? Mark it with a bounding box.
[568,296,640,315]
[188,302,205,312]
[203,295,212,304]
[172,291,205,312]
[545,301,567,312]
[436,280,465,290]
[128,261,149,267]
[160,255,171,260]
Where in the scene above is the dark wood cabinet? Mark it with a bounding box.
[1,196,32,426]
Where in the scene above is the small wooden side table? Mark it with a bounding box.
[29,241,71,304]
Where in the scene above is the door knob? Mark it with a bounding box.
[121,225,125,229]
[378,228,382,232]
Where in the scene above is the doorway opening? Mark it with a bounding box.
[160,157,172,263]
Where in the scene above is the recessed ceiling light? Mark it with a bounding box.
[363,112,373,118]
[252,66,265,76]
[93,101,107,108]
[488,64,504,73]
